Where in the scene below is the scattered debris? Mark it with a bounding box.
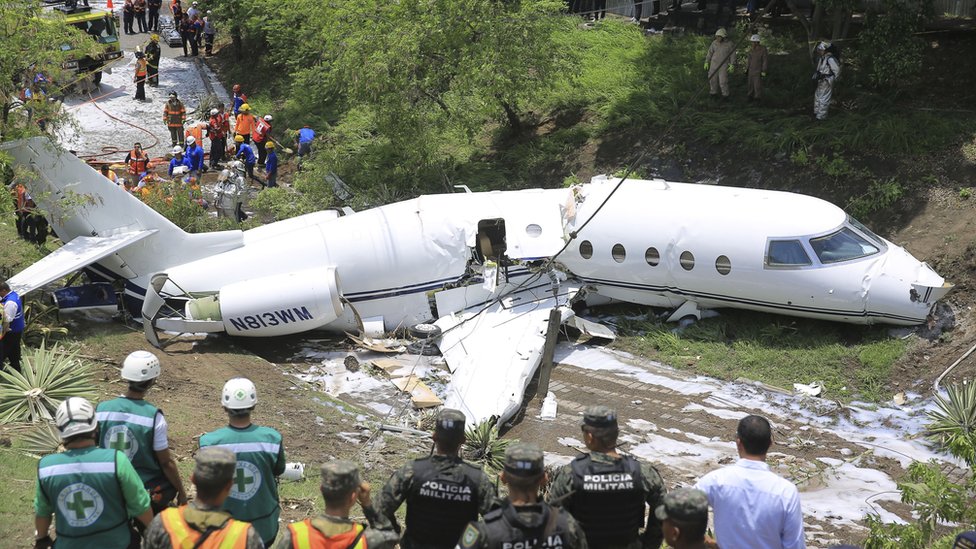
[793,381,825,397]
[390,375,442,408]
[343,355,360,373]
[540,392,558,419]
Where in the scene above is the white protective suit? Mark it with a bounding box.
[814,52,841,120]
[214,167,246,221]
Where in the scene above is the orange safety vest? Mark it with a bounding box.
[251,118,271,143]
[128,149,148,175]
[185,124,204,145]
[135,58,148,78]
[288,520,366,549]
[234,114,255,136]
[159,506,251,549]
[164,101,187,128]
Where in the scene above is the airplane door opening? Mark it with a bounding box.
[477,219,507,263]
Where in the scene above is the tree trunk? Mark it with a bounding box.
[830,7,849,40]
[501,100,521,132]
[812,0,825,40]
[232,25,243,61]
[1,101,9,140]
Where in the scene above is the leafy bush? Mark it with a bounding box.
[857,0,932,90]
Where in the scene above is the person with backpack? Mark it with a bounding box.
[813,41,841,120]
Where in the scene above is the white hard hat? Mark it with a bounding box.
[715,27,727,37]
[218,169,230,181]
[55,397,97,439]
[172,145,182,155]
[817,41,830,50]
[750,34,761,42]
[222,377,257,409]
[264,114,273,121]
[122,350,161,382]
[186,135,196,145]
[210,108,218,115]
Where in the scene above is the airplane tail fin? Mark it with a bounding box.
[2,137,241,288]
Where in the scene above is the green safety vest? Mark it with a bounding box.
[37,447,130,548]
[96,397,163,485]
[199,425,284,544]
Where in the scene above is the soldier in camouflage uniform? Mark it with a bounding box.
[376,408,497,549]
[655,488,711,549]
[457,443,588,549]
[547,405,667,549]
[275,461,399,549]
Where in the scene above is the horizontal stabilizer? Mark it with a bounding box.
[8,230,157,295]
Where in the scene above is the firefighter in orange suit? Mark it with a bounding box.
[143,447,264,549]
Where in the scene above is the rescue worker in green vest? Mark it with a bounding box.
[457,443,588,549]
[376,408,497,549]
[274,460,400,549]
[143,446,265,548]
[546,406,667,549]
[34,397,153,549]
[199,377,286,546]
[96,350,188,514]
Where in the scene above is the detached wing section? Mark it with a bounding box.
[7,230,157,295]
[436,283,578,426]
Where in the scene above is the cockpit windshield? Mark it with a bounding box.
[848,216,885,248]
[809,227,880,264]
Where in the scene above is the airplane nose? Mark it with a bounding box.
[866,246,950,324]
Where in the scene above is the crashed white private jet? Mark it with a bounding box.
[3,138,951,424]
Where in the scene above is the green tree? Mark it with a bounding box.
[0,0,101,140]
[856,0,932,90]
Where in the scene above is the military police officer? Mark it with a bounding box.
[144,447,264,548]
[457,443,588,549]
[199,378,286,546]
[34,397,153,549]
[96,350,188,514]
[376,408,497,549]
[275,461,399,548]
[547,405,667,549]
[655,488,711,549]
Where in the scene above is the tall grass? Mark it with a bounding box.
[613,309,906,403]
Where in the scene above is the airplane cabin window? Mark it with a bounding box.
[810,228,880,264]
[525,223,543,238]
[580,240,593,259]
[612,244,626,263]
[766,240,812,267]
[645,247,660,266]
[715,255,731,275]
[680,251,695,271]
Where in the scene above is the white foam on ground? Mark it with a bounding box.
[58,51,229,159]
[801,458,903,526]
[682,402,749,421]
[554,345,713,395]
[295,358,387,397]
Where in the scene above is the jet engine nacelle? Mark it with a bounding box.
[189,268,343,336]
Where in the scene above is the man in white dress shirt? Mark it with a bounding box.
[694,415,805,549]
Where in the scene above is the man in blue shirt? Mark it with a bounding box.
[168,146,190,177]
[264,141,278,187]
[295,125,314,157]
[184,135,205,175]
[0,281,24,373]
[695,415,805,549]
[234,134,258,184]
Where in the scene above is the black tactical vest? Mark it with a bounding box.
[481,502,572,549]
[568,453,645,546]
[405,456,483,547]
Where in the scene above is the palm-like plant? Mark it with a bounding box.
[463,420,514,472]
[927,382,976,467]
[0,342,96,423]
[19,422,64,456]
